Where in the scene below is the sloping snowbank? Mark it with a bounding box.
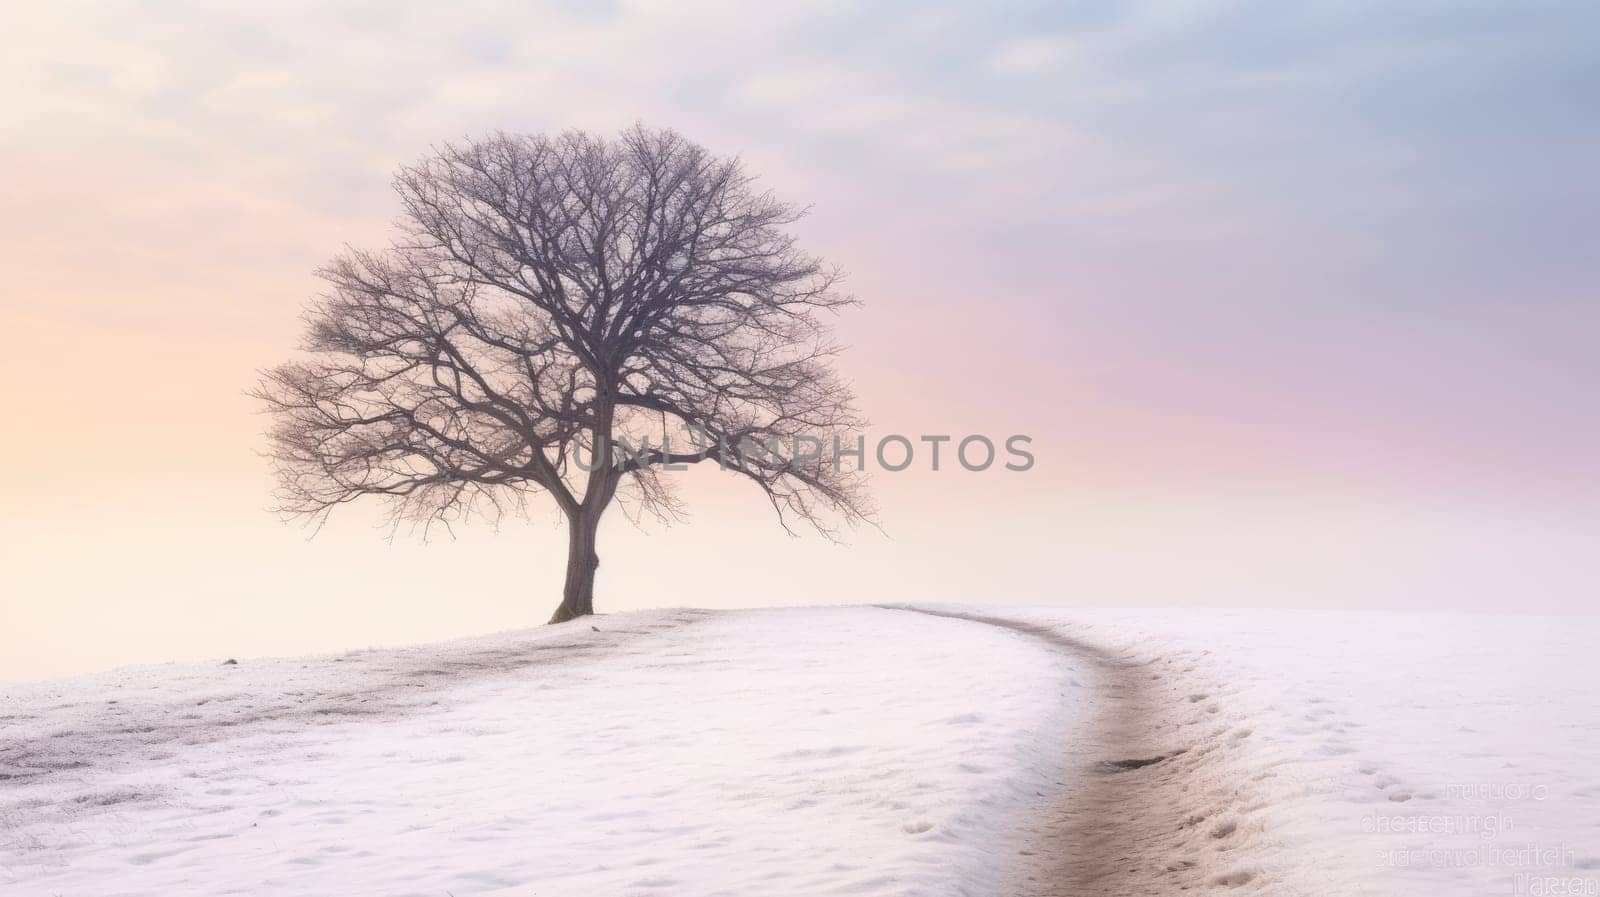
[1000,606,1600,897]
[0,607,1080,897]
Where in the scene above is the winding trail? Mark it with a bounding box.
[894,606,1265,896]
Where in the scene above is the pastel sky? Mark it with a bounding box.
[3,0,1596,681]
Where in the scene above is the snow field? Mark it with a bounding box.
[1006,607,1600,897]
[7,603,1594,897]
[1,607,1082,896]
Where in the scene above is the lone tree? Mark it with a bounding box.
[257,127,869,623]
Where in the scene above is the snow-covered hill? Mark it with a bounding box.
[0,607,1080,896]
[3,605,1596,896]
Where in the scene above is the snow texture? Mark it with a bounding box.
[1000,606,1600,896]
[1,607,1079,896]
[3,605,1596,897]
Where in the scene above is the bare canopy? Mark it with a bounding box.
[256,126,869,622]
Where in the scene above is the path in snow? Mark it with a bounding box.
[1006,607,1600,897]
[897,607,1286,896]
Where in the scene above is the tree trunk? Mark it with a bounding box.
[549,507,602,623]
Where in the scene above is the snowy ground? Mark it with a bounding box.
[0,607,1081,896]
[3,605,1597,896]
[999,606,1600,896]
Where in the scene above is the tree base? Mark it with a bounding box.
[548,601,593,624]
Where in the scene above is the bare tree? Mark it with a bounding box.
[255,126,870,623]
